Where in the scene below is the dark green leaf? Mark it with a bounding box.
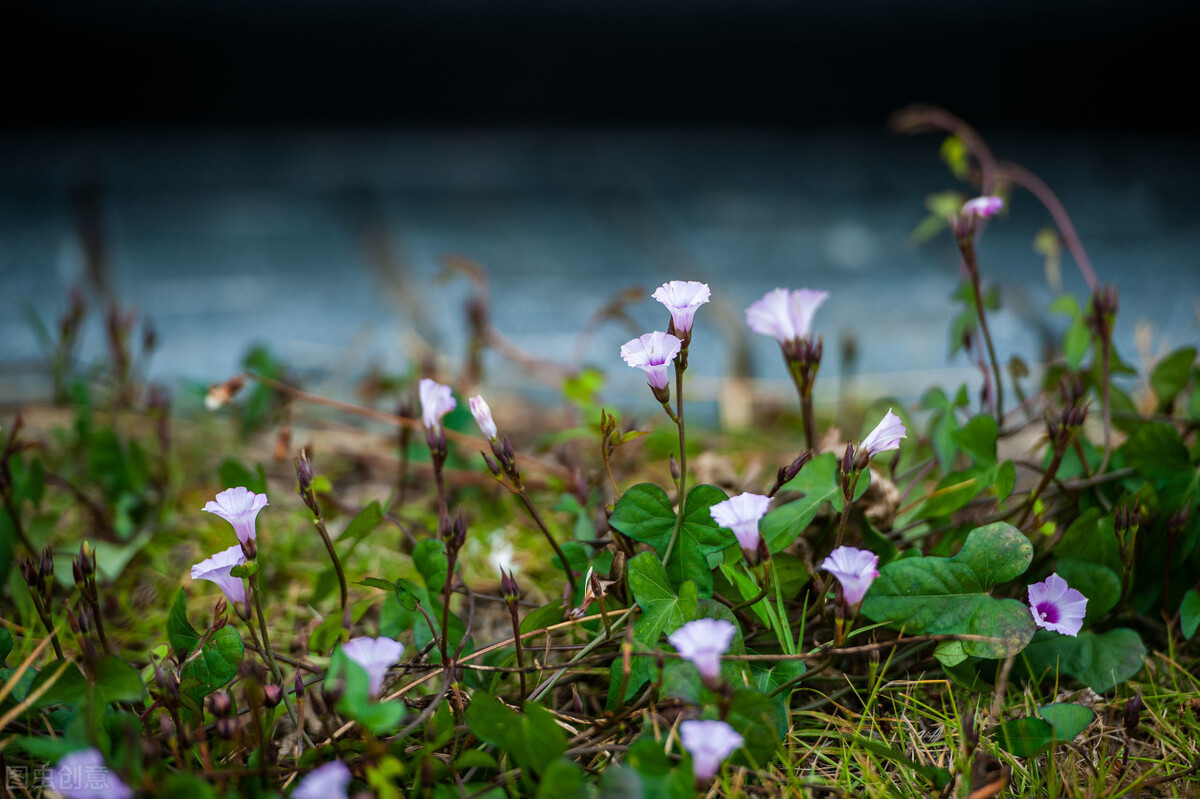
[725,687,778,768]
[1022,628,1146,692]
[534,759,586,799]
[997,716,1055,757]
[93,654,146,705]
[520,602,566,635]
[217,458,268,495]
[167,588,200,660]
[341,500,385,554]
[1054,559,1121,623]
[161,774,217,799]
[610,484,730,595]
[1182,590,1200,640]
[465,693,567,777]
[953,414,998,466]
[1039,702,1094,741]
[760,453,840,552]
[0,627,11,665]
[860,522,1036,658]
[1150,347,1197,407]
[414,539,449,593]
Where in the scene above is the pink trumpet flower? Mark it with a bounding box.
[191,545,248,606]
[709,492,772,560]
[46,748,133,799]
[341,636,405,698]
[292,759,352,799]
[745,287,828,345]
[680,719,744,781]
[859,409,906,460]
[468,395,498,441]
[652,280,711,338]
[1028,573,1088,637]
[668,618,736,684]
[203,486,268,545]
[620,331,682,391]
[419,378,456,434]
[962,196,1004,219]
[820,546,879,606]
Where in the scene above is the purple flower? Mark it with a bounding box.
[419,378,456,433]
[47,748,133,799]
[746,287,828,345]
[962,196,1004,219]
[652,280,711,337]
[203,486,268,545]
[668,618,736,684]
[468,394,498,441]
[620,331,682,391]
[709,492,772,557]
[191,545,247,606]
[341,636,405,697]
[292,759,352,799]
[1028,573,1088,637]
[859,409,906,459]
[820,546,879,606]
[679,719,744,781]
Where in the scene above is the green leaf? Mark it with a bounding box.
[0,627,12,665]
[414,539,449,594]
[465,693,567,777]
[724,687,779,768]
[1039,702,1094,741]
[1055,508,1122,574]
[622,737,693,799]
[1182,590,1200,640]
[217,458,268,495]
[913,467,990,519]
[997,716,1056,758]
[759,453,840,552]
[953,414,998,466]
[1150,347,1197,407]
[860,522,1036,658]
[534,759,586,799]
[161,774,217,799]
[93,654,146,705]
[1122,423,1191,480]
[179,625,244,720]
[1054,559,1121,623]
[1063,317,1091,369]
[611,554,698,704]
[341,500,385,554]
[520,602,566,635]
[167,589,201,660]
[1022,628,1146,692]
[609,484,730,595]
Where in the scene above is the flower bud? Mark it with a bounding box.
[263,684,283,708]
[40,546,54,583]
[1124,689,1144,737]
[79,541,95,577]
[216,717,239,741]
[294,670,306,702]
[669,453,680,483]
[209,690,233,717]
[481,452,502,477]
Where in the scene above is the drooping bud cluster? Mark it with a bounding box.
[1087,283,1119,341]
[768,449,813,498]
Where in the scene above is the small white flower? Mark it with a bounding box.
[652,280,711,337]
[1028,573,1088,637]
[709,493,772,555]
[341,636,405,698]
[820,546,879,606]
[859,409,906,459]
[203,486,268,545]
[668,618,736,683]
[468,395,498,441]
[419,379,456,434]
[293,760,352,799]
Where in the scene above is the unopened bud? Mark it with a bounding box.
[294,671,306,702]
[216,717,238,741]
[669,453,680,483]
[209,691,233,717]
[1168,506,1190,537]
[79,542,95,577]
[1124,689,1144,737]
[771,450,813,496]
[499,568,519,602]
[481,452,501,477]
[40,546,54,583]
[450,512,468,554]
[72,559,85,587]
[263,684,283,708]
[17,556,36,587]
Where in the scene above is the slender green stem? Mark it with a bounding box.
[248,572,301,734]
[959,237,1004,421]
[516,488,577,598]
[313,517,348,616]
[662,361,687,565]
[833,470,862,549]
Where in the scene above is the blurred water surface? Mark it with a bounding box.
[1,129,1196,415]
